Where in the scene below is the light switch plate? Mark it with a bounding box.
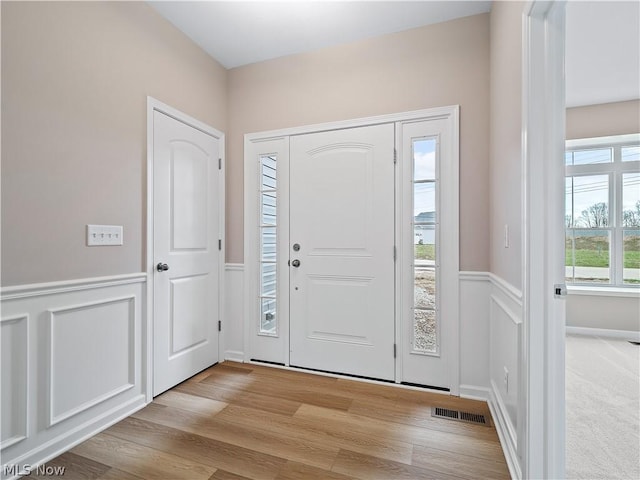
[87,225,123,246]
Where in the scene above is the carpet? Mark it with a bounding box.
[566,334,640,479]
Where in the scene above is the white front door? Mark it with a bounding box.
[152,110,221,396]
[289,124,396,380]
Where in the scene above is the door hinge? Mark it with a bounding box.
[218,158,222,170]
[218,239,222,250]
[393,149,397,164]
[393,246,397,261]
[218,320,222,332]
[393,343,397,358]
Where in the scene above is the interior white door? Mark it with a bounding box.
[153,110,220,396]
[289,124,395,380]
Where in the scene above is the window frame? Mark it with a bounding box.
[565,134,640,287]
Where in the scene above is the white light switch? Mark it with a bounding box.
[87,225,123,246]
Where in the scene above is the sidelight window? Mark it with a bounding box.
[259,155,278,334]
[412,138,438,353]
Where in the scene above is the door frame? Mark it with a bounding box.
[521,2,566,478]
[145,97,226,402]
[243,106,459,391]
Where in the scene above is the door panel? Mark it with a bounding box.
[153,111,220,396]
[289,124,395,381]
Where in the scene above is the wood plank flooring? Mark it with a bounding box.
[30,362,510,479]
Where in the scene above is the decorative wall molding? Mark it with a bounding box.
[0,314,29,450]
[566,326,640,341]
[47,296,136,427]
[1,274,146,478]
[490,294,523,326]
[1,273,147,301]
[225,263,244,272]
[489,272,523,306]
[489,380,522,480]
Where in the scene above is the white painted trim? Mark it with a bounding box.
[459,385,491,401]
[566,326,640,341]
[3,395,146,480]
[458,271,491,282]
[566,133,640,148]
[146,97,226,400]
[225,263,244,272]
[223,350,245,363]
[489,382,522,480]
[245,106,459,141]
[488,273,523,304]
[522,2,567,479]
[567,286,640,298]
[0,314,29,450]
[0,273,146,300]
[490,294,523,326]
[46,296,136,427]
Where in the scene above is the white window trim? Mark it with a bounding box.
[565,134,640,288]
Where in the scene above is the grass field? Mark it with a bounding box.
[415,244,435,260]
[565,235,640,269]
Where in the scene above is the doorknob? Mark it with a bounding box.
[291,259,301,268]
[156,262,169,272]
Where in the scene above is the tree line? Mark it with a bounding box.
[566,200,640,228]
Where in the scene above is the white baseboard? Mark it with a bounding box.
[566,326,640,341]
[224,350,245,363]
[489,380,521,480]
[459,385,490,401]
[3,396,146,480]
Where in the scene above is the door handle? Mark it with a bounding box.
[156,262,170,272]
[291,259,301,268]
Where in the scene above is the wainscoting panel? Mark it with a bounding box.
[1,274,147,480]
[1,315,29,450]
[48,296,135,427]
[224,264,245,362]
[458,272,491,400]
[488,273,523,480]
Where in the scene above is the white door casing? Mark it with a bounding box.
[244,107,459,389]
[149,103,223,397]
[289,124,396,380]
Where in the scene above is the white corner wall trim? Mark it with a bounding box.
[566,326,640,341]
[458,271,491,282]
[1,274,147,479]
[489,381,522,480]
[224,351,245,362]
[459,385,491,401]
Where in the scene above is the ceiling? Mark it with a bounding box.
[566,1,639,107]
[149,1,640,108]
[149,1,492,68]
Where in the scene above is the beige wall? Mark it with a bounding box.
[1,1,227,286]
[566,100,640,140]
[567,294,640,332]
[489,1,524,290]
[227,14,491,268]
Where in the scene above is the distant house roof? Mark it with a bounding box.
[415,211,435,223]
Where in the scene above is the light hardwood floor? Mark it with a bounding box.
[30,362,510,479]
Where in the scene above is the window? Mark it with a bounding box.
[565,135,640,286]
[413,138,438,353]
[259,155,277,334]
